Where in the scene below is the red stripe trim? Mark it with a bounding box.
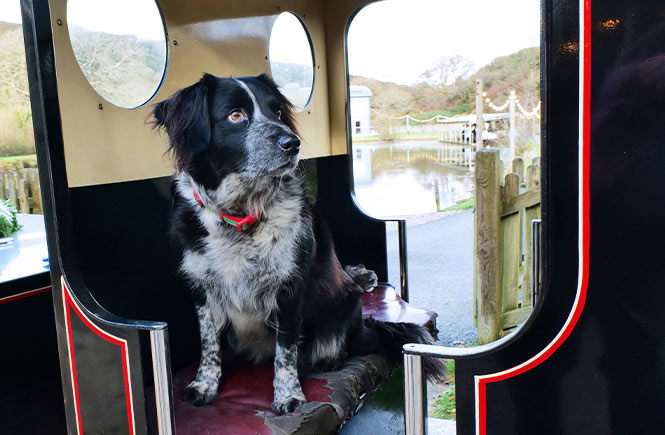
[0,286,52,304]
[62,280,135,435]
[64,285,83,435]
[476,2,591,433]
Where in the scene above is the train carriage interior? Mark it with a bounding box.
[13,0,665,434]
[10,0,455,433]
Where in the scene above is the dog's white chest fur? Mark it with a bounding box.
[177,173,306,361]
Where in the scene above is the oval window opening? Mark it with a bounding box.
[67,0,167,109]
[347,0,541,350]
[269,12,315,111]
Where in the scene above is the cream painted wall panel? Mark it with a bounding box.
[49,0,331,187]
[324,0,371,156]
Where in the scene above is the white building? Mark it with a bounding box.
[350,85,373,136]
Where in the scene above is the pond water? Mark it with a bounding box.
[352,140,474,218]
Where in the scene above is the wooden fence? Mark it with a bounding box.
[0,168,43,214]
[474,150,541,344]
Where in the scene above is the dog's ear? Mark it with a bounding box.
[256,73,299,137]
[150,74,215,170]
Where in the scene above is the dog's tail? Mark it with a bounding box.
[354,317,447,381]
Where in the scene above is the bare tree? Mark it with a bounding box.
[0,28,30,107]
[69,28,165,107]
[420,55,475,87]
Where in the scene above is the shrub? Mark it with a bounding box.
[0,106,36,157]
[0,200,21,237]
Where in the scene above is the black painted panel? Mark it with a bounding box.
[0,292,65,434]
[0,272,50,299]
[314,155,390,281]
[69,177,200,372]
[458,1,665,434]
[69,310,131,435]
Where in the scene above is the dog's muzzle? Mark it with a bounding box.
[278,134,300,156]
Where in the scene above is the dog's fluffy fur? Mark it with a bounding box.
[151,73,444,414]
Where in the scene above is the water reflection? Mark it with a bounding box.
[352,140,474,218]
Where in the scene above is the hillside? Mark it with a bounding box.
[0,21,20,33]
[350,46,540,119]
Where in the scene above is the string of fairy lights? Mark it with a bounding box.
[370,109,450,123]
[484,90,541,120]
[371,91,541,121]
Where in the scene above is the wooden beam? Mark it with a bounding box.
[501,189,541,217]
[503,306,533,329]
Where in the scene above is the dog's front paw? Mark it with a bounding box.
[345,264,378,292]
[184,380,218,406]
[271,389,306,414]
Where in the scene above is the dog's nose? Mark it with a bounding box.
[278,135,300,155]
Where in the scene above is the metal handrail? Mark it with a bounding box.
[397,220,409,302]
[403,219,543,434]
[532,219,542,306]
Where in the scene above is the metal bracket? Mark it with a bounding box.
[531,219,542,306]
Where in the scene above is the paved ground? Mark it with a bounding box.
[386,209,477,346]
[340,371,456,435]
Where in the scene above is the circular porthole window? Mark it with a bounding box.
[67,0,167,109]
[269,12,315,111]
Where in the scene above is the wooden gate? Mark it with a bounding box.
[0,168,43,214]
[474,149,540,344]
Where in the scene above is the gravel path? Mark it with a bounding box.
[386,209,477,346]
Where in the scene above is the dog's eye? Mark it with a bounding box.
[275,110,282,120]
[228,110,245,122]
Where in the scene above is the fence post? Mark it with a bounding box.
[27,169,43,214]
[512,158,525,185]
[509,91,516,162]
[502,173,521,312]
[526,163,540,189]
[18,178,28,213]
[0,171,5,202]
[474,149,502,344]
[475,79,484,148]
[7,172,18,208]
[523,162,541,305]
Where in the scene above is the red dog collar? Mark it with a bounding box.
[193,190,261,231]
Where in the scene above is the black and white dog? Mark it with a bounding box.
[151,73,444,414]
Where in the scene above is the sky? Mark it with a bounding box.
[0,0,540,85]
[0,0,165,40]
[0,1,21,24]
[348,0,540,85]
[270,12,313,66]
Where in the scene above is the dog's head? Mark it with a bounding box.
[150,73,300,188]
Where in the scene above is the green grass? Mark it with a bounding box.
[443,197,474,212]
[443,359,456,383]
[433,385,456,420]
[0,154,36,161]
[0,154,37,170]
[433,360,457,420]
[407,106,471,121]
